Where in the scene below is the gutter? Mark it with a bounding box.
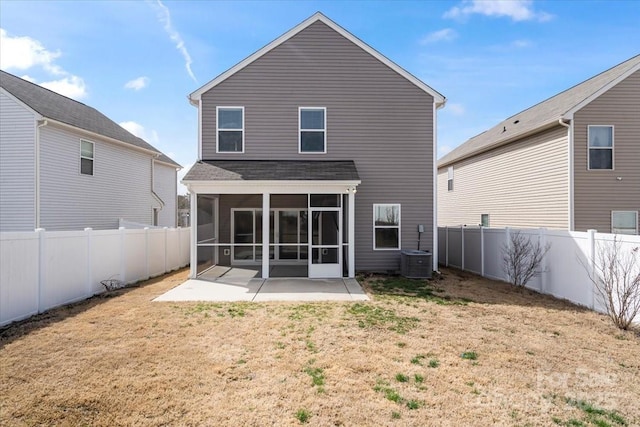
[558,118,574,230]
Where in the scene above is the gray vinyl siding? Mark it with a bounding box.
[200,21,434,272]
[153,161,178,227]
[573,70,640,233]
[0,91,37,231]
[438,125,569,229]
[39,124,155,230]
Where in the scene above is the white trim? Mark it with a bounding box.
[373,203,401,251]
[562,61,640,120]
[197,99,203,161]
[348,190,356,278]
[433,102,442,271]
[189,191,198,278]
[298,107,327,154]
[189,12,444,105]
[216,106,245,154]
[611,210,639,235]
[587,125,614,171]
[184,179,361,195]
[79,139,94,176]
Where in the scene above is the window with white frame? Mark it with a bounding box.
[80,140,94,175]
[480,214,489,227]
[217,107,244,152]
[373,204,400,250]
[588,125,613,170]
[611,211,638,235]
[299,107,326,153]
[447,166,454,191]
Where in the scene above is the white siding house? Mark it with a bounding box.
[0,70,181,231]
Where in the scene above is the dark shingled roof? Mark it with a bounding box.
[0,70,180,168]
[438,54,640,168]
[183,160,360,182]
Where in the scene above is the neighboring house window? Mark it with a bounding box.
[588,125,613,170]
[373,204,400,250]
[217,107,244,153]
[299,107,326,153]
[480,214,489,227]
[80,140,94,175]
[447,166,454,191]
[153,208,160,226]
[611,211,638,235]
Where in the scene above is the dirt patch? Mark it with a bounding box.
[1,268,638,426]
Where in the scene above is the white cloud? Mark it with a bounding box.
[0,28,87,100]
[438,145,453,158]
[446,103,465,116]
[150,0,197,82]
[420,28,458,44]
[444,0,553,22]
[125,76,150,91]
[510,39,533,49]
[177,162,193,195]
[119,121,160,145]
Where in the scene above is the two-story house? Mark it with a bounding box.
[182,13,445,279]
[0,70,181,231]
[438,55,639,235]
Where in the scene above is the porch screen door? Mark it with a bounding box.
[308,208,341,278]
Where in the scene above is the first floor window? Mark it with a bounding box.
[80,140,94,175]
[373,204,400,250]
[588,125,613,170]
[217,107,244,152]
[447,166,454,191]
[612,211,638,235]
[480,214,489,227]
[299,107,326,153]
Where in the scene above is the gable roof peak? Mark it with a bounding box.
[189,12,444,105]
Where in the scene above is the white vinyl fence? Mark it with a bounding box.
[1,227,190,326]
[438,226,640,323]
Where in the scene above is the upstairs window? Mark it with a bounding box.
[217,107,244,153]
[299,107,326,153]
[447,166,454,191]
[373,204,401,250]
[588,125,613,170]
[80,140,94,175]
[612,211,638,235]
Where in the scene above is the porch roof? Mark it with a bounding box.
[183,160,360,182]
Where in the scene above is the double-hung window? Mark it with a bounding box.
[80,140,94,175]
[299,107,326,153]
[447,166,454,191]
[217,107,244,153]
[373,204,401,250]
[588,125,613,170]
[612,211,638,235]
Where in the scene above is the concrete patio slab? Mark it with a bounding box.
[153,272,369,303]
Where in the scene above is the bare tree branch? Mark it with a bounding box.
[502,231,551,289]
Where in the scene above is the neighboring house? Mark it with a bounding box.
[182,13,445,279]
[0,70,181,231]
[438,55,639,235]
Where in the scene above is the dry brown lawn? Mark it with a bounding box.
[1,268,638,427]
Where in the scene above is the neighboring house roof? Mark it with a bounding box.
[0,70,181,168]
[189,12,445,106]
[184,160,360,181]
[438,54,640,168]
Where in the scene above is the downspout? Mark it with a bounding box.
[558,118,573,231]
[433,101,446,273]
[35,119,48,229]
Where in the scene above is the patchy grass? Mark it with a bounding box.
[1,267,639,426]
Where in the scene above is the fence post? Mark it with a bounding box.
[504,227,511,282]
[539,228,547,293]
[144,227,150,280]
[461,226,465,271]
[85,228,93,296]
[119,227,126,284]
[163,227,168,274]
[36,228,45,313]
[480,226,485,277]
[587,229,597,309]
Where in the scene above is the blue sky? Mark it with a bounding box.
[1,0,638,194]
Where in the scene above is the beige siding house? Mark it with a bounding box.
[438,55,639,235]
[0,70,181,231]
[183,13,445,279]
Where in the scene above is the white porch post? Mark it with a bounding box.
[262,192,270,279]
[348,190,356,278]
[189,192,197,279]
